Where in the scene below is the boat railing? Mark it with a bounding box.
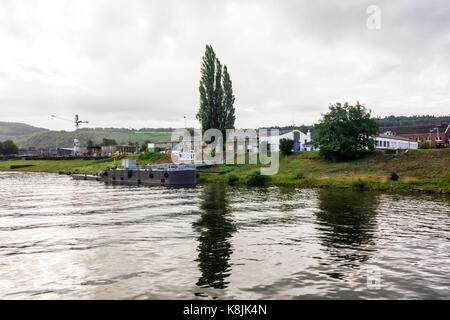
[115,163,196,171]
[113,161,215,171]
[148,163,196,171]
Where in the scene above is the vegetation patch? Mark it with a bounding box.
[139,152,160,163]
[352,179,370,191]
[246,171,270,187]
[294,171,305,179]
[227,174,240,184]
[390,171,400,181]
[279,139,294,156]
[196,173,207,183]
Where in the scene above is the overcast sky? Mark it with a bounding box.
[0,0,449,131]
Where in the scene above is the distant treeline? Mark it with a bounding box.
[259,115,450,139]
[376,115,450,127]
[80,127,176,132]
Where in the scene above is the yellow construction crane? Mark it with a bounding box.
[111,152,124,169]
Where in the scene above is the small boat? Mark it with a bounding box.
[72,160,196,186]
[10,165,34,169]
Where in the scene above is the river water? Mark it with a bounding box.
[0,172,449,299]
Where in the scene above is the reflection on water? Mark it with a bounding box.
[0,172,449,299]
[193,184,236,290]
[316,190,379,279]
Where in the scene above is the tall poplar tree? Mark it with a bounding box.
[197,45,235,139]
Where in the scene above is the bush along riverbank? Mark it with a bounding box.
[1,150,449,193]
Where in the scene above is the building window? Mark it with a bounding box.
[425,137,431,141]
[436,136,442,141]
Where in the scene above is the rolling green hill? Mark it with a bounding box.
[0,121,47,137]
[0,122,172,148]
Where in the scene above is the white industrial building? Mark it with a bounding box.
[375,134,418,150]
[259,129,313,152]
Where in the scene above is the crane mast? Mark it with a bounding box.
[74,114,88,156]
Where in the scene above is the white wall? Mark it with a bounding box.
[375,137,418,150]
[259,130,312,152]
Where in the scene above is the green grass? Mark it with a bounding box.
[0,159,114,174]
[0,152,171,175]
[2,149,450,193]
[138,152,161,164]
[197,149,450,193]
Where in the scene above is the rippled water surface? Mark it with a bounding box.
[0,172,449,299]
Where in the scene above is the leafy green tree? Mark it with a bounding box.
[279,138,294,155]
[141,140,151,153]
[222,66,235,133]
[196,45,236,139]
[86,139,95,147]
[314,102,379,162]
[101,138,117,146]
[0,140,18,155]
[0,141,3,154]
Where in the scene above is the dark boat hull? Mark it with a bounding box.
[72,168,196,186]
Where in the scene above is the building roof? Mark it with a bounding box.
[380,123,449,135]
[377,134,412,141]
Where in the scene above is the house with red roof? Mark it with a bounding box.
[380,122,450,148]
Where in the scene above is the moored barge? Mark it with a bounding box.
[72,160,196,186]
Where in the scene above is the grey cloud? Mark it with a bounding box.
[0,0,449,130]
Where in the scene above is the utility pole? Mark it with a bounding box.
[437,127,440,146]
[50,116,58,151]
[430,127,438,148]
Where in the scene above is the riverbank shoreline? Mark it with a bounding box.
[1,149,449,194]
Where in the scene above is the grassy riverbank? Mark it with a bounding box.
[0,158,115,174]
[198,149,450,193]
[0,153,171,174]
[1,149,449,193]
